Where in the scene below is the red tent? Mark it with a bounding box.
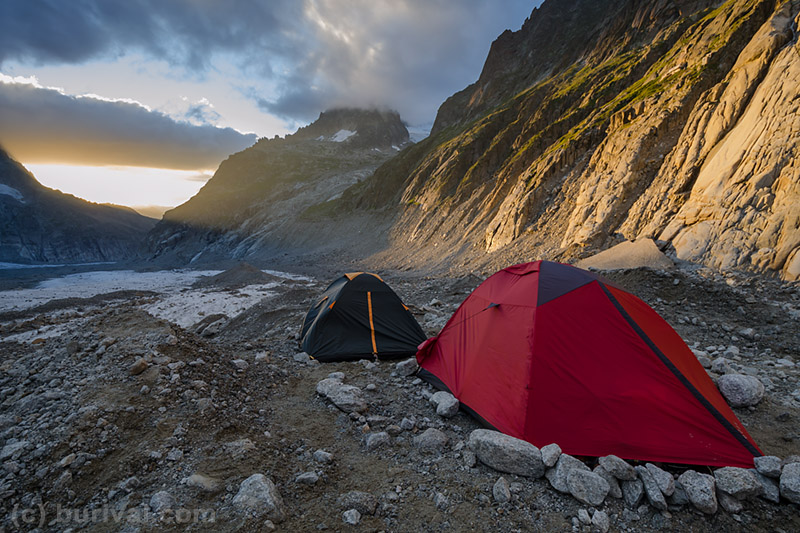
[416,261,761,467]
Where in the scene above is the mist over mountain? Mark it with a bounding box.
[0,148,156,263]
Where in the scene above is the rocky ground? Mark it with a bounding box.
[0,262,799,532]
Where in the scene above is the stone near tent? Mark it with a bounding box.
[711,357,734,375]
[714,467,762,499]
[316,377,367,413]
[635,466,667,510]
[413,428,449,453]
[754,455,782,478]
[594,464,622,498]
[622,478,644,508]
[545,453,590,492]
[645,463,675,497]
[598,454,637,481]
[185,473,222,493]
[717,490,743,513]
[780,462,800,504]
[313,450,334,464]
[295,472,319,485]
[668,480,689,506]
[129,358,148,376]
[567,469,610,506]
[756,471,780,503]
[232,474,286,522]
[493,476,511,503]
[717,374,764,407]
[576,238,674,271]
[396,358,419,376]
[469,429,544,478]
[430,391,460,418]
[541,443,561,468]
[678,470,718,514]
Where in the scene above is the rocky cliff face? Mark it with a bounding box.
[0,148,156,263]
[148,109,409,264]
[350,0,800,280]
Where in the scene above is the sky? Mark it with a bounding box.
[0,0,536,212]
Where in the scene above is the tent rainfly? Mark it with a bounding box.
[301,272,426,362]
[416,261,762,467]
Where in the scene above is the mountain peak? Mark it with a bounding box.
[291,108,409,149]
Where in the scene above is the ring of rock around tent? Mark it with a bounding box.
[309,362,800,520]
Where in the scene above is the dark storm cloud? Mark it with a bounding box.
[0,80,256,169]
[1,0,535,125]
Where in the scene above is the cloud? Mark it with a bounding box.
[0,76,256,169]
[1,0,536,126]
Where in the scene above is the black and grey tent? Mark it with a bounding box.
[300,272,426,362]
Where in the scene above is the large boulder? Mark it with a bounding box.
[717,374,764,407]
[598,455,636,481]
[232,474,286,522]
[468,429,544,478]
[636,465,667,510]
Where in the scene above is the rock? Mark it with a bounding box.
[493,476,511,503]
[546,453,590,492]
[469,429,544,478]
[635,465,667,510]
[365,432,390,451]
[541,443,561,468]
[594,464,622,498]
[224,439,256,459]
[232,474,286,522]
[396,358,418,376]
[711,357,734,375]
[313,450,333,464]
[337,491,377,515]
[576,239,674,271]
[293,352,311,363]
[678,470,717,514]
[780,462,800,504]
[714,467,762,499]
[185,473,222,492]
[316,377,367,413]
[463,450,477,468]
[129,358,148,375]
[0,441,29,461]
[717,490,743,513]
[754,455,782,478]
[433,492,449,510]
[296,472,319,485]
[756,471,780,503]
[567,469,610,506]
[166,448,183,461]
[717,374,764,407]
[400,417,416,430]
[668,480,689,506]
[782,455,800,467]
[231,358,249,370]
[598,454,636,481]
[431,391,460,418]
[592,509,610,533]
[149,491,174,513]
[645,463,675,497]
[413,428,448,453]
[53,471,72,491]
[342,509,361,525]
[577,508,591,524]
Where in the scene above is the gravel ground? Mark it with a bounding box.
[0,263,798,532]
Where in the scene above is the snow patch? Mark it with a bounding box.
[142,283,279,328]
[0,184,24,202]
[331,129,357,142]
